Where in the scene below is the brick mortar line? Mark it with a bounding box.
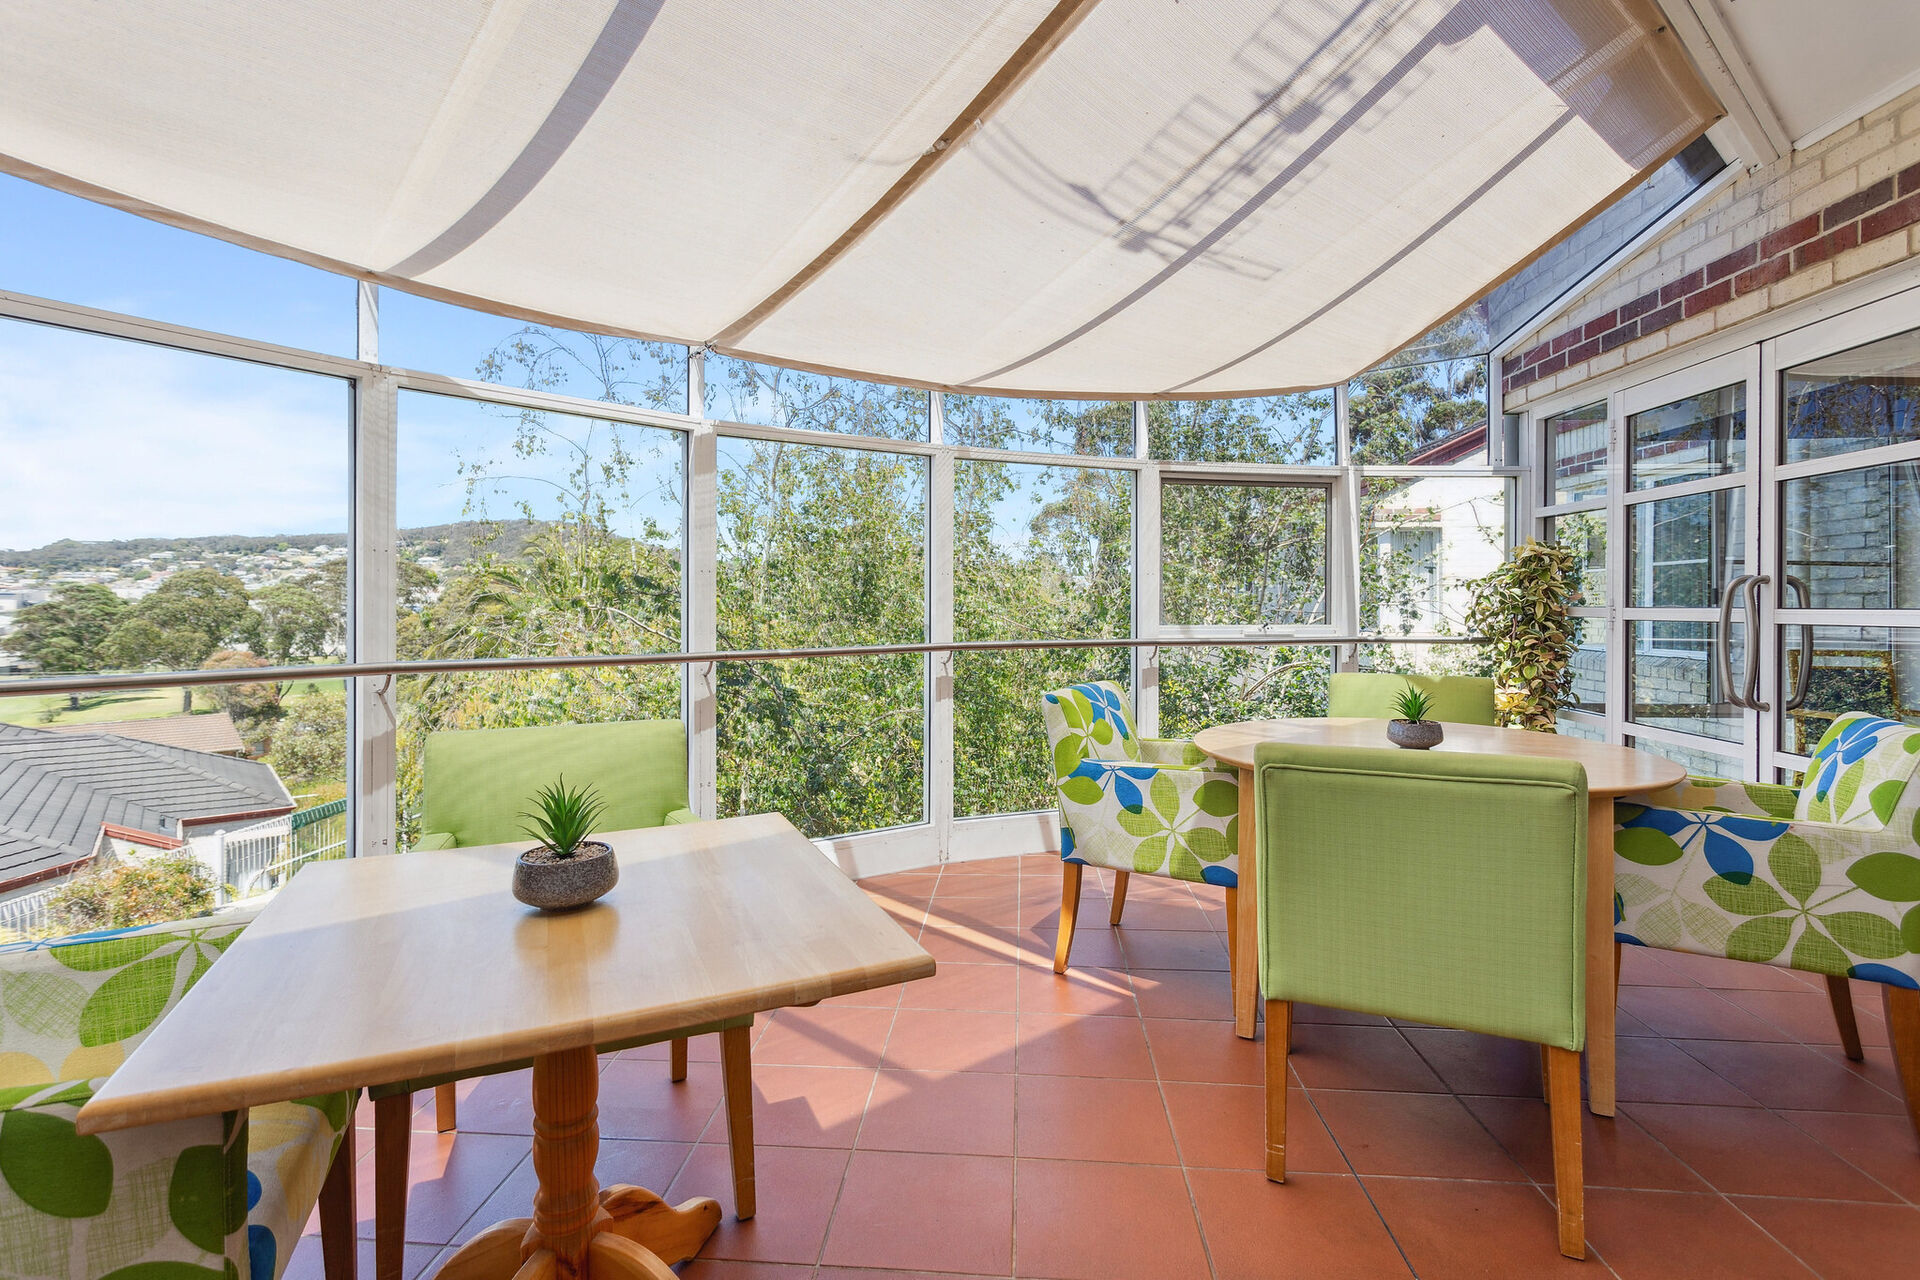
[1503,161,1920,396]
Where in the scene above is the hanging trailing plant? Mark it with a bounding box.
[1465,538,1577,732]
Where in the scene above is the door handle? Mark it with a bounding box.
[1743,574,1771,712]
[1781,574,1814,712]
[1718,574,1755,709]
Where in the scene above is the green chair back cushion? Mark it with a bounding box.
[1255,742,1587,1050]
[1327,672,1498,725]
[1040,680,1142,776]
[419,719,690,847]
[1794,712,1920,829]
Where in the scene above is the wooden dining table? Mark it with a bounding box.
[77,812,935,1280]
[1191,717,1686,1117]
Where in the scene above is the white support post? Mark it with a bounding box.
[1330,469,1362,672]
[1133,410,1161,736]
[350,360,398,858]
[686,403,719,820]
[1334,380,1352,465]
[929,449,955,859]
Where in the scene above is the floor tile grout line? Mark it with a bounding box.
[1292,1072,1422,1278]
[1136,949,1222,1280]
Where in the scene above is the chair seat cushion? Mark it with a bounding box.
[1794,713,1920,829]
[245,1093,352,1280]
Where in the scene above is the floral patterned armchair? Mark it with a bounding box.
[1040,681,1240,975]
[0,910,356,1280]
[1614,712,1920,1142]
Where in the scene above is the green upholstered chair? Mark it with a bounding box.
[0,909,356,1280]
[1614,711,1920,1144]
[1254,742,1589,1259]
[1327,672,1498,724]
[1040,681,1241,978]
[376,720,755,1279]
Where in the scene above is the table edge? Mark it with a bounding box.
[76,951,934,1135]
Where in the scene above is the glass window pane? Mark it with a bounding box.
[1630,489,1745,609]
[1629,621,1743,743]
[1546,512,1607,607]
[1779,626,1920,755]
[1148,394,1334,464]
[1159,645,1333,735]
[954,460,1130,818]
[0,175,356,356]
[1360,476,1506,636]
[1161,484,1328,627]
[944,394,1131,456]
[1348,357,1488,465]
[705,356,923,439]
[1624,732,1741,777]
[380,290,689,414]
[1783,461,1920,610]
[1629,384,1745,489]
[1559,714,1604,743]
[1545,401,1607,503]
[392,391,686,849]
[717,438,926,836]
[1569,618,1606,716]
[0,319,350,683]
[1783,326,1920,463]
[0,678,348,942]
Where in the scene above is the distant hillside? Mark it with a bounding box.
[1,521,549,572]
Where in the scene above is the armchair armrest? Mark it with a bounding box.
[663,807,699,825]
[1614,801,1920,987]
[1135,736,1207,766]
[414,831,458,850]
[0,910,257,1076]
[1053,758,1241,885]
[1625,776,1798,819]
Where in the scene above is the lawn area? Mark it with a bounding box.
[0,687,205,726]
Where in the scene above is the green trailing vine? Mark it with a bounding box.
[1465,537,1577,731]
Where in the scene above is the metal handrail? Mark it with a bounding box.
[0,633,1485,698]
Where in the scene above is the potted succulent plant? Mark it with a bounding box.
[512,777,618,910]
[1386,683,1444,749]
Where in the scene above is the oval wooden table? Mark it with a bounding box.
[1192,718,1686,1117]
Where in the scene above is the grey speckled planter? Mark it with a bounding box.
[513,842,618,910]
[1387,719,1445,750]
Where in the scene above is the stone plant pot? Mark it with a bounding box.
[1387,718,1444,750]
[513,841,618,910]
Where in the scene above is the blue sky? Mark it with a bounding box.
[0,175,1119,555]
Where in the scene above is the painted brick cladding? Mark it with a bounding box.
[1501,84,1920,408]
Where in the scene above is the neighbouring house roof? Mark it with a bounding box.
[0,723,293,890]
[1404,423,1490,468]
[45,711,249,756]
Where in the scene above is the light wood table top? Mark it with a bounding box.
[1192,718,1687,797]
[77,812,935,1135]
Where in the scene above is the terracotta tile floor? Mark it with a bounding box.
[287,852,1920,1279]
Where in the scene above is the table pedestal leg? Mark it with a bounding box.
[1585,795,1617,1117]
[434,1048,721,1280]
[1234,765,1259,1040]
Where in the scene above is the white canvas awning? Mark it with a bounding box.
[0,0,1717,397]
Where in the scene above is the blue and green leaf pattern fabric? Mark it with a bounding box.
[1042,682,1240,887]
[1615,714,1920,990]
[0,914,354,1280]
[1793,713,1920,828]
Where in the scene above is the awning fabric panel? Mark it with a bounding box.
[0,0,1717,398]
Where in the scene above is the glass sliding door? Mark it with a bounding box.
[1764,318,1920,780]
[1617,348,1759,775]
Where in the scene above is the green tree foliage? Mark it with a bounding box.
[272,692,347,788]
[254,580,334,662]
[7,584,127,707]
[98,569,261,709]
[199,649,284,752]
[1348,356,1487,465]
[46,851,215,934]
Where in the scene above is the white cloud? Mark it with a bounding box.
[0,321,349,550]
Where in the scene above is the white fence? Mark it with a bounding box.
[0,887,56,940]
